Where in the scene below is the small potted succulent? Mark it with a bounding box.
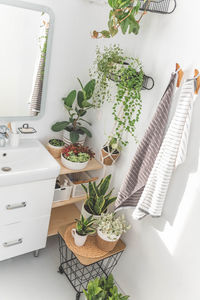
[52,78,95,145]
[61,143,95,170]
[47,138,65,158]
[96,213,130,252]
[101,136,122,166]
[81,174,116,220]
[84,274,129,300]
[71,215,96,247]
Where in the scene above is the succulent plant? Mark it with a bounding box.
[82,174,117,216]
[75,215,96,236]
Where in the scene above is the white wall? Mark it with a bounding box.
[8,0,200,299]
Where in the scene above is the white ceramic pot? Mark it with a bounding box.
[63,129,86,146]
[81,204,104,221]
[71,228,87,247]
[61,154,89,170]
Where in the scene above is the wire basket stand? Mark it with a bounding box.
[139,0,176,14]
[58,234,125,300]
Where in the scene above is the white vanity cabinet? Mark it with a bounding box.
[0,179,56,261]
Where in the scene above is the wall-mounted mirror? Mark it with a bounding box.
[0,0,54,120]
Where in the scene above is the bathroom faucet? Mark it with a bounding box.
[0,125,9,147]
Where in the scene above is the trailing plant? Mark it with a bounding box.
[62,144,95,163]
[51,78,95,143]
[90,45,144,146]
[97,212,130,240]
[92,0,151,39]
[82,174,117,215]
[84,274,129,300]
[75,215,96,236]
[49,139,65,147]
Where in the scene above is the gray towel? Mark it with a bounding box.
[115,73,177,210]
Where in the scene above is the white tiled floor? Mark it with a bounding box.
[0,236,84,300]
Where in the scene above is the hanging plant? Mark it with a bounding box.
[92,0,151,39]
[90,45,144,146]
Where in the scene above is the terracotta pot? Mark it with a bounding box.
[101,147,120,166]
[96,229,120,252]
[47,141,65,158]
[63,129,86,146]
[61,154,89,170]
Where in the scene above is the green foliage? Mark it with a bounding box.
[51,78,95,143]
[75,215,96,236]
[49,139,65,147]
[84,274,129,300]
[92,0,151,39]
[82,175,117,216]
[90,45,144,146]
[62,144,95,163]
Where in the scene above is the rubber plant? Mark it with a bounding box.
[92,0,151,39]
[90,45,144,146]
[51,78,95,144]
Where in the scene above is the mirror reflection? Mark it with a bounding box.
[0,4,50,117]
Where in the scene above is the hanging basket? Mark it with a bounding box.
[139,0,176,14]
[101,146,120,166]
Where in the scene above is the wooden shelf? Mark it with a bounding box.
[52,195,86,208]
[48,204,80,237]
[57,158,103,175]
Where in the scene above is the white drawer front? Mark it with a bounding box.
[0,179,55,225]
[0,216,49,261]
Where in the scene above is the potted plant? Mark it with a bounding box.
[61,143,95,170]
[71,215,96,247]
[84,274,129,299]
[101,136,122,166]
[92,0,151,39]
[51,78,95,145]
[96,213,130,252]
[81,174,117,219]
[90,45,144,146]
[47,138,65,158]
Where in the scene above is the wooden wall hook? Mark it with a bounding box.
[176,63,184,88]
[194,69,200,95]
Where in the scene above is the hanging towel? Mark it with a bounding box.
[133,78,196,219]
[115,72,177,212]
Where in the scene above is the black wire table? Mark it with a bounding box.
[58,225,126,300]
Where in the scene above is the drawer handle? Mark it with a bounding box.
[6,202,27,210]
[3,238,23,247]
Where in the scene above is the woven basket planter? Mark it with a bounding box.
[101,147,120,166]
[47,141,65,158]
[96,229,120,252]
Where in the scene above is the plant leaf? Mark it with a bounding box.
[70,131,79,143]
[77,91,84,108]
[63,90,76,107]
[99,174,111,195]
[84,79,96,100]
[79,127,92,137]
[51,121,70,132]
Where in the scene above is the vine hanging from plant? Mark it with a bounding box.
[92,0,151,39]
[90,45,144,146]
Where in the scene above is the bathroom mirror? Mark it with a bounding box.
[0,0,54,120]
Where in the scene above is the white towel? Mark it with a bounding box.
[133,79,196,220]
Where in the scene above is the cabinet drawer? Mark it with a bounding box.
[0,179,55,225]
[0,216,49,261]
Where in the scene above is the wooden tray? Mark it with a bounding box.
[64,223,108,258]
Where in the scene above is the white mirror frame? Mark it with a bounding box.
[0,0,54,121]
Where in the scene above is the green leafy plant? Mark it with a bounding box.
[92,0,151,39]
[97,212,130,240]
[75,215,96,236]
[90,45,144,146]
[49,139,65,147]
[84,274,129,300]
[51,78,95,144]
[62,144,95,163]
[82,174,117,216]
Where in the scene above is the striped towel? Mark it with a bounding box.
[132,78,196,219]
[115,73,177,211]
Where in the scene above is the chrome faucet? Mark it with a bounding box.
[0,125,9,147]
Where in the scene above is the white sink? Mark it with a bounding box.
[0,139,60,186]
